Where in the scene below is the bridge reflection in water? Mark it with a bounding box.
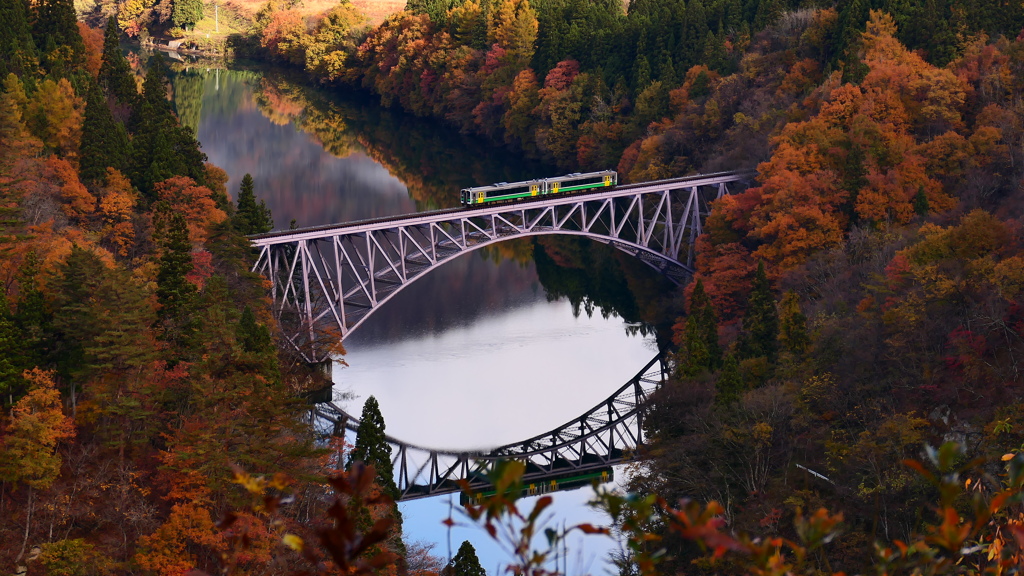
[314,353,669,501]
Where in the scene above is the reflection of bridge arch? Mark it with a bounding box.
[251,171,753,361]
[314,353,669,501]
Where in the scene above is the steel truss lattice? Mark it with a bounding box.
[250,171,753,362]
[314,353,669,501]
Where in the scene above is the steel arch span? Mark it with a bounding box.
[250,171,753,362]
[314,353,669,501]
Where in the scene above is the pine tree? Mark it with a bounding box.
[714,353,742,406]
[678,279,721,376]
[349,395,399,499]
[156,211,198,349]
[236,306,280,385]
[739,261,779,363]
[98,18,138,108]
[0,0,37,78]
[0,288,27,406]
[14,252,49,374]
[31,0,85,73]
[445,541,486,576]
[234,173,273,235]
[80,81,129,184]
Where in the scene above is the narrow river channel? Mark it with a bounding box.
[173,63,662,573]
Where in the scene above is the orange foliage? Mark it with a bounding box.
[0,369,76,490]
[153,176,227,243]
[98,168,138,257]
[45,157,96,221]
[135,503,226,576]
[78,22,104,77]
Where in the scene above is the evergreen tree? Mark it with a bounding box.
[444,541,486,576]
[739,261,779,363]
[348,395,399,499]
[234,174,274,235]
[129,55,207,196]
[49,246,106,381]
[31,0,85,74]
[14,252,50,373]
[80,81,129,184]
[98,18,138,108]
[778,291,808,356]
[156,211,198,349]
[0,0,37,78]
[714,353,742,406]
[678,279,721,376]
[236,306,280,385]
[0,288,27,406]
[913,186,930,216]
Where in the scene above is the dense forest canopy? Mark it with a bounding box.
[2,0,1024,571]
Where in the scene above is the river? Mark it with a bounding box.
[172,63,667,573]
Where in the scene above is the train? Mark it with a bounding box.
[459,170,617,206]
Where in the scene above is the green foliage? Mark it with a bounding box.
[713,353,742,405]
[80,81,129,184]
[444,541,485,576]
[156,211,198,351]
[349,395,398,499]
[777,291,808,356]
[38,539,111,576]
[678,279,721,377]
[234,173,274,234]
[0,0,37,78]
[0,288,27,405]
[31,0,85,75]
[99,18,138,107]
[172,0,205,30]
[738,261,778,363]
[129,55,208,195]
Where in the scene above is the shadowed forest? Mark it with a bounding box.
[2,0,1024,572]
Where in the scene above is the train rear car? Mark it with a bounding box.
[545,170,617,194]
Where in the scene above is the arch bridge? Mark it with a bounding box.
[314,353,669,501]
[251,171,753,362]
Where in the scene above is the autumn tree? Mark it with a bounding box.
[0,369,75,562]
[778,291,808,356]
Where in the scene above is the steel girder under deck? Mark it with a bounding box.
[314,353,669,501]
[250,171,753,362]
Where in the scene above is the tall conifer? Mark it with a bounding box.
[349,395,399,499]
[445,541,486,576]
[678,279,721,376]
[80,81,129,184]
[99,18,138,107]
[235,174,273,235]
[0,0,37,78]
[739,261,779,363]
[156,211,197,350]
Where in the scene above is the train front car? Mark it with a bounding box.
[460,179,544,206]
[544,170,617,195]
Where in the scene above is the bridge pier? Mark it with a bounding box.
[302,359,336,404]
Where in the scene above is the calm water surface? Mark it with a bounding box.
[177,65,657,572]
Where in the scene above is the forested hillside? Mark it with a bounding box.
[0,1,414,572]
